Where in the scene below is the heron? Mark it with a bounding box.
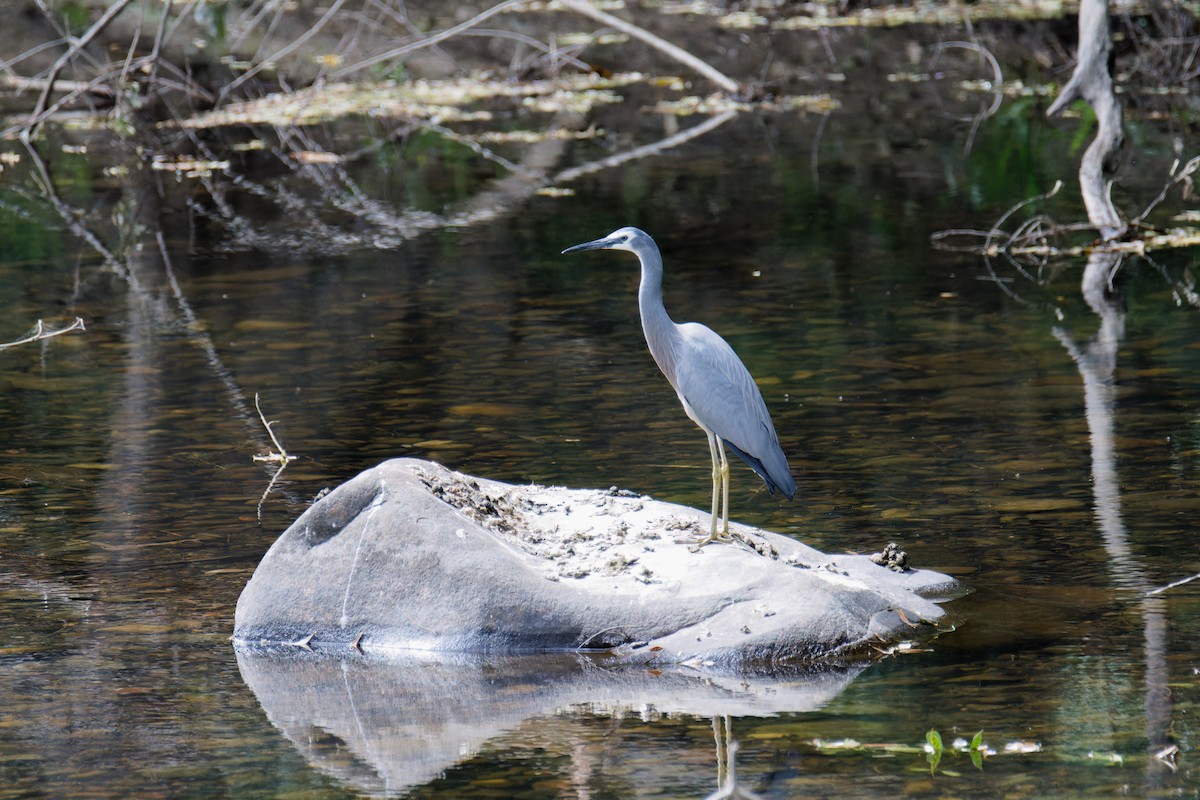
[562,227,796,546]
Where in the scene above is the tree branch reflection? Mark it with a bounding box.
[1054,249,1173,789]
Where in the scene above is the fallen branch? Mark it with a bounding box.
[1046,0,1124,240]
[0,317,86,350]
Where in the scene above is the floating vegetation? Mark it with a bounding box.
[652,93,839,116]
[167,72,651,130]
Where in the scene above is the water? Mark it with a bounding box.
[2,37,1200,800]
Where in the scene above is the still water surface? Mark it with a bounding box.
[2,61,1199,800]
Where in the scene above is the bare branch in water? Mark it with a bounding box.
[253,393,297,466]
[1046,0,1124,240]
[253,393,299,520]
[1146,572,1200,596]
[0,317,86,350]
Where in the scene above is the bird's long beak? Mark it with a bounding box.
[562,236,614,254]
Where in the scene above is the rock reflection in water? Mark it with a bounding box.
[235,647,865,798]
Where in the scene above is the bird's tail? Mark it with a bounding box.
[725,440,797,500]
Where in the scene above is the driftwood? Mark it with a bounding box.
[1046,0,1125,240]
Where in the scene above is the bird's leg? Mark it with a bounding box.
[677,433,727,548]
[718,440,731,537]
[708,433,722,540]
[677,433,733,549]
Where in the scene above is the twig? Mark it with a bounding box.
[0,317,86,350]
[1132,154,1200,226]
[252,393,296,465]
[558,0,739,93]
[984,180,1063,256]
[253,392,298,519]
[1146,572,1200,596]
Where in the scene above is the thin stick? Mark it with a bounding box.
[983,180,1063,256]
[253,392,297,519]
[1133,154,1200,226]
[253,393,295,464]
[1146,572,1200,596]
[0,317,86,350]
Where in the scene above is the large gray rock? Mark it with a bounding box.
[234,458,960,667]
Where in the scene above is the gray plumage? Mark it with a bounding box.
[562,226,795,544]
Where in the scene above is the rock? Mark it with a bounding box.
[234,458,960,667]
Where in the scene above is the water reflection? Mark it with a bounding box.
[1054,250,1176,785]
[3,19,1199,795]
[235,647,863,798]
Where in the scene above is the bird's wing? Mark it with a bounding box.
[672,322,783,458]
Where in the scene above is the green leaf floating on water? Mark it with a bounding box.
[926,728,943,775]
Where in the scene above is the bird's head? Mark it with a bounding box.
[561,226,648,255]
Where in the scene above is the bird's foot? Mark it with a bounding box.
[674,530,733,551]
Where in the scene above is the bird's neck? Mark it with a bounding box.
[636,247,681,383]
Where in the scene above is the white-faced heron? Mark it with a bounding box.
[563,227,796,546]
